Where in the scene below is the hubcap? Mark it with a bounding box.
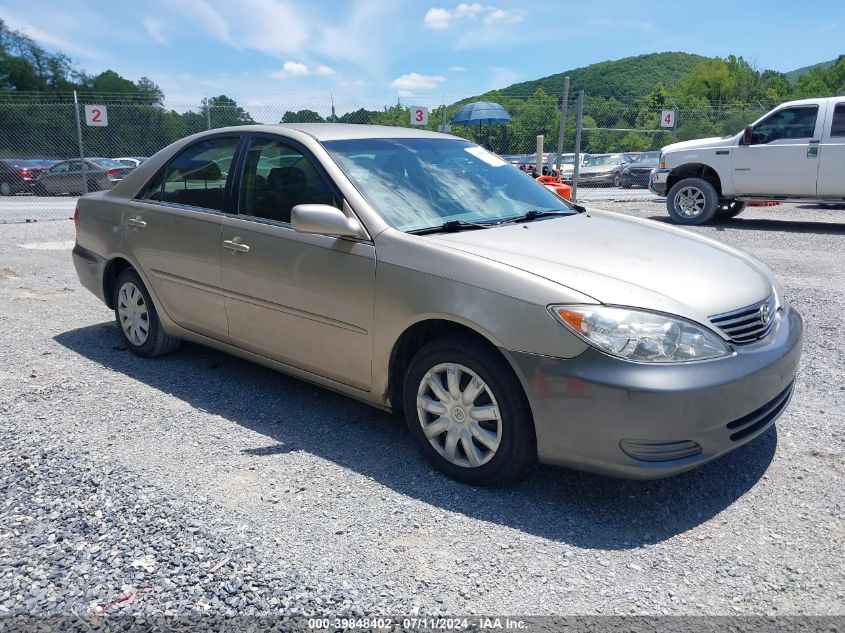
[416,363,502,468]
[117,282,149,346]
[675,186,706,217]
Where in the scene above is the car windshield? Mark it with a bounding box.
[583,155,617,166]
[90,158,125,169]
[323,138,573,233]
[633,152,660,163]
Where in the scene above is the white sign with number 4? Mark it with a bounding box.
[410,107,428,126]
[85,105,108,127]
[660,109,676,129]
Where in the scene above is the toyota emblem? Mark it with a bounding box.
[760,303,771,325]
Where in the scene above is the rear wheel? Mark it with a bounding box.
[667,177,719,225]
[0,181,12,196]
[113,268,180,358]
[716,200,747,219]
[403,337,536,486]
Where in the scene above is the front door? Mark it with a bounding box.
[732,103,825,197]
[220,134,376,391]
[123,135,242,341]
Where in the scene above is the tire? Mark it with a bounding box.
[716,200,747,219]
[666,177,719,225]
[0,181,12,196]
[112,268,180,358]
[613,172,622,188]
[402,336,536,486]
[621,175,631,189]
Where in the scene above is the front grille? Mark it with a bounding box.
[726,381,794,442]
[709,294,777,345]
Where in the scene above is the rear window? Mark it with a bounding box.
[831,103,845,138]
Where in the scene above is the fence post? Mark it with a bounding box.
[555,76,570,175]
[73,90,88,195]
[206,97,212,130]
[535,135,544,175]
[571,90,585,202]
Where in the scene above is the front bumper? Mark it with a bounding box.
[649,168,669,197]
[504,306,803,479]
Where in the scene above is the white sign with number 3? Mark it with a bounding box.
[410,107,428,126]
[85,105,108,127]
[660,109,676,129]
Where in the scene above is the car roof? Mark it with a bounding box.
[219,123,455,142]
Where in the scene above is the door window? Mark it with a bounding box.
[751,106,819,144]
[239,136,339,223]
[155,136,240,211]
[831,103,845,138]
[50,162,70,173]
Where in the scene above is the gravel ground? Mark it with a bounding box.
[0,201,843,621]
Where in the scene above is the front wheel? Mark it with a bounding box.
[666,177,719,225]
[113,268,181,358]
[716,200,747,219]
[403,337,536,486]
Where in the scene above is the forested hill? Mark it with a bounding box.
[498,52,710,100]
[785,58,840,83]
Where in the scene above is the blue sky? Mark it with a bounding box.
[2,0,843,115]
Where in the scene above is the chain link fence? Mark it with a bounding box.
[0,92,770,221]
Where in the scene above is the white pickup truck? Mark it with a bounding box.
[650,96,845,224]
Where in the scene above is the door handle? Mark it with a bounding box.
[222,239,250,253]
[127,217,147,228]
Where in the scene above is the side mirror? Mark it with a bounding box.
[742,125,754,145]
[291,203,366,239]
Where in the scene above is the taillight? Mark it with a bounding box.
[19,169,31,180]
[106,169,119,179]
[73,206,79,229]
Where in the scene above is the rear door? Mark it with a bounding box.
[219,133,376,390]
[732,103,826,196]
[43,161,71,194]
[817,101,845,198]
[122,134,242,341]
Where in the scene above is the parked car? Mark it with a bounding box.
[577,153,625,187]
[619,151,660,188]
[115,157,149,168]
[35,158,134,195]
[73,124,802,485]
[0,159,55,195]
[652,96,845,224]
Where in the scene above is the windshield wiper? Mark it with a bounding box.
[499,208,577,224]
[408,220,493,235]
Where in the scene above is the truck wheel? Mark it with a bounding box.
[667,178,719,225]
[716,201,747,219]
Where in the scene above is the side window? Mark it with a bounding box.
[50,162,69,173]
[137,168,166,201]
[831,104,845,138]
[239,136,339,223]
[752,106,818,144]
[159,136,239,211]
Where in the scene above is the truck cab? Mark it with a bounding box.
[651,97,845,224]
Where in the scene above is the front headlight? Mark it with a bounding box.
[549,305,732,363]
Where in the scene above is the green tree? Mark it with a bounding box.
[281,109,324,123]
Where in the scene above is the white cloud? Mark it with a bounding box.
[447,66,466,72]
[424,4,523,30]
[391,72,446,93]
[143,17,168,44]
[489,66,519,90]
[271,61,336,79]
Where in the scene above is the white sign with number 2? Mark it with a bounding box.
[410,107,428,126]
[660,109,676,129]
[85,105,108,127]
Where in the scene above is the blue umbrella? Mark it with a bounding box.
[450,101,511,126]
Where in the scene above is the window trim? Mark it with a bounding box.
[230,132,345,227]
[133,133,245,214]
[750,104,820,145]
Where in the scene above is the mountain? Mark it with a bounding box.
[496,52,710,101]
[785,58,841,83]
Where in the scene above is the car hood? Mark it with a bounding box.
[580,164,616,175]
[425,210,773,325]
[663,135,735,153]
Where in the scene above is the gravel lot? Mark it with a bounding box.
[1,200,843,620]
